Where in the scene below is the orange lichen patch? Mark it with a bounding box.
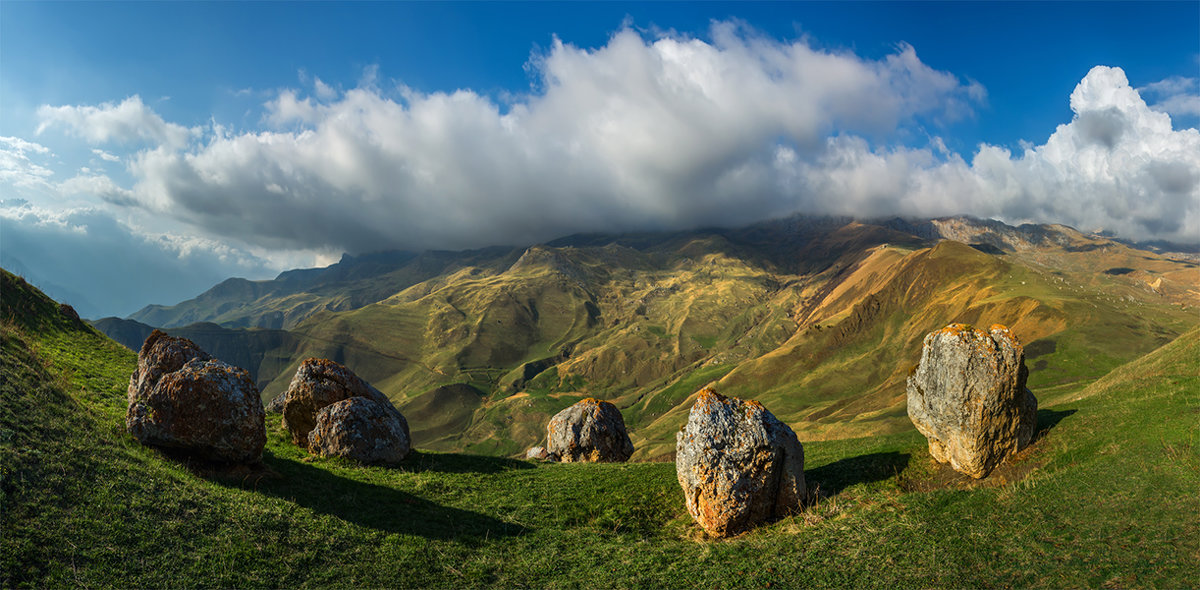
[743,399,766,419]
[695,387,728,410]
[989,324,1010,333]
[938,322,977,336]
[579,397,600,405]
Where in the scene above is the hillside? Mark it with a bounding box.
[89,316,300,390]
[100,215,1198,457]
[3,269,1197,587]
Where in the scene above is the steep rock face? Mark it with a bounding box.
[546,398,634,462]
[281,358,409,447]
[675,388,806,537]
[906,323,1038,478]
[126,357,266,463]
[307,397,411,464]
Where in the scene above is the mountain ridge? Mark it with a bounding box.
[93,214,1198,457]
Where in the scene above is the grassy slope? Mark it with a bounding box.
[90,224,1196,460]
[4,270,1197,587]
[94,218,1200,461]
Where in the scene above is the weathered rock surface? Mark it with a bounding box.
[907,323,1038,479]
[127,329,212,402]
[675,388,806,537]
[525,446,553,461]
[264,393,286,414]
[307,397,411,464]
[281,358,408,448]
[127,353,266,463]
[546,398,634,462]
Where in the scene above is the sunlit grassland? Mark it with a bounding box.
[3,270,1197,588]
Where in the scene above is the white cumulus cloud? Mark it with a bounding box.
[1139,75,1200,119]
[37,95,195,148]
[118,24,986,253]
[20,24,1200,265]
[91,148,122,162]
[0,136,55,192]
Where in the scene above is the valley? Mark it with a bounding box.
[3,264,1196,587]
[92,215,1198,459]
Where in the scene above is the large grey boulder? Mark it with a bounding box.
[907,323,1038,478]
[546,398,634,462]
[281,358,409,448]
[675,388,806,537]
[126,330,265,463]
[307,397,411,464]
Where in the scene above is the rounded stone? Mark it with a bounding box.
[906,323,1038,478]
[281,358,409,448]
[546,398,634,462]
[307,397,411,464]
[127,357,266,463]
[675,388,806,537]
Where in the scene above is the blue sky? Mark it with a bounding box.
[1,1,1198,318]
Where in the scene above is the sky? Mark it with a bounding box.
[2,1,1198,319]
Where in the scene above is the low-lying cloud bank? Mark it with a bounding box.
[26,24,1200,257]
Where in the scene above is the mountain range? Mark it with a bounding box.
[90,215,1199,458]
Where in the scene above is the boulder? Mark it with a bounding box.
[675,388,806,537]
[128,329,212,402]
[546,398,634,462]
[907,323,1038,478]
[525,446,553,461]
[127,356,266,463]
[58,303,80,324]
[264,393,286,414]
[281,358,409,448]
[307,397,411,464]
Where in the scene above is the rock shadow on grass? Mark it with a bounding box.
[210,454,527,540]
[805,451,911,499]
[392,450,536,474]
[1034,408,1076,442]
[898,408,1075,493]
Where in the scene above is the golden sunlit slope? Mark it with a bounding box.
[98,217,1199,458]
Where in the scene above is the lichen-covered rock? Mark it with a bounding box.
[126,357,266,463]
[525,446,554,461]
[264,392,286,414]
[127,330,212,403]
[546,398,634,462]
[281,358,408,448]
[907,323,1038,479]
[307,397,411,464]
[675,388,805,537]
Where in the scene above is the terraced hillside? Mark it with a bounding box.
[4,269,1197,587]
[98,216,1198,457]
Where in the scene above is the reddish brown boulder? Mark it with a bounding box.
[127,329,212,402]
[281,358,408,447]
[126,356,266,463]
[546,398,634,462]
[675,388,806,537]
[307,397,411,464]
